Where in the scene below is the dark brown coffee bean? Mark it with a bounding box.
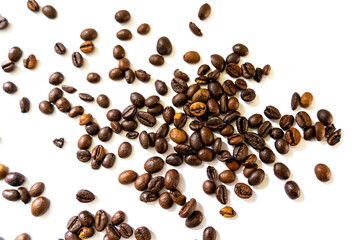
[18,187,31,204]
[48,88,63,103]
[65,231,80,240]
[77,149,91,162]
[327,129,341,146]
[259,147,275,164]
[227,133,244,146]
[262,64,271,75]
[206,98,220,116]
[130,92,145,108]
[39,100,53,114]
[55,97,71,112]
[106,224,121,240]
[226,63,242,78]
[135,69,151,82]
[275,138,290,154]
[0,17,8,29]
[85,72,100,84]
[220,124,234,136]
[19,97,30,113]
[91,145,105,161]
[2,189,20,201]
[121,120,138,131]
[245,132,266,150]
[84,122,99,136]
[273,162,290,180]
[31,196,50,216]
[317,109,333,125]
[106,109,121,122]
[258,121,272,138]
[241,62,255,78]
[96,94,110,108]
[174,144,194,155]
[179,198,197,219]
[115,9,130,23]
[49,72,64,85]
[248,114,263,128]
[200,126,214,146]
[197,64,210,75]
[53,137,64,148]
[8,46,22,62]
[219,170,236,183]
[189,22,202,36]
[27,0,40,11]
[315,163,331,182]
[79,28,97,42]
[53,42,66,55]
[243,164,258,178]
[122,105,137,120]
[203,180,216,194]
[234,79,247,91]
[113,46,125,61]
[119,223,133,238]
[157,36,172,55]
[15,233,31,240]
[236,116,248,134]
[108,68,124,81]
[171,78,188,93]
[241,88,256,101]
[285,181,300,199]
[233,143,248,161]
[111,210,125,226]
[234,182,252,199]
[226,52,240,64]
[137,111,156,127]
[118,170,137,184]
[205,117,223,132]
[166,153,183,166]
[118,57,130,70]
[185,211,203,228]
[184,155,201,167]
[291,92,300,110]
[78,134,92,149]
[98,126,113,142]
[72,52,83,67]
[137,23,150,35]
[217,150,232,162]
[154,137,168,154]
[93,210,108,232]
[1,60,15,72]
[29,182,45,197]
[303,126,315,140]
[149,54,164,66]
[223,111,240,124]
[134,173,151,191]
[280,114,294,130]
[135,226,151,240]
[174,68,190,81]
[242,154,257,167]
[139,131,150,149]
[233,43,249,56]
[227,97,239,112]
[102,153,116,168]
[203,226,217,240]
[215,184,228,204]
[207,81,223,99]
[172,112,186,128]
[314,122,325,141]
[270,128,284,139]
[206,166,217,182]
[254,67,263,82]
[118,142,132,158]
[248,168,265,186]
[211,54,225,71]
[3,81,17,93]
[300,92,313,108]
[264,105,281,119]
[140,191,159,203]
[222,80,236,96]
[154,80,168,95]
[117,29,132,40]
[226,159,241,171]
[148,176,165,193]
[161,106,174,125]
[76,189,95,203]
[285,127,301,146]
[158,192,173,209]
[42,5,57,18]
[207,69,221,81]
[198,147,215,161]
[296,111,312,129]
[198,3,211,20]
[219,94,228,113]
[144,157,164,173]
[325,124,336,138]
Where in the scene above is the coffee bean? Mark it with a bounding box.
[217,150,232,162]
[325,124,336,138]
[118,170,137,184]
[48,72,64,85]
[234,117,248,134]
[148,54,164,66]
[18,188,30,204]
[243,164,258,178]
[42,5,57,18]
[135,69,151,82]
[198,3,211,20]
[197,148,214,161]
[208,69,221,81]
[125,70,134,84]
[174,68,190,81]
[8,46,22,62]
[206,98,220,116]
[280,114,294,130]
[61,85,76,94]
[109,68,124,80]
[0,164,9,181]
[327,129,341,146]
[154,80,168,96]
[303,126,315,140]
[204,166,217,182]
[270,128,284,139]
[19,97,30,113]
[117,29,132,40]
[226,52,240,64]
[137,23,150,35]
[147,176,164,193]
[200,126,214,145]
[295,111,312,129]
[234,78,247,91]
[165,154,182,167]
[185,211,203,228]
[100,153,115,168]
[197,64,210,76]
[39,100,53,114]
[1,60,15,72]
[169,128,187,144]
[233,43,249,56]
[77,149,91,163]
[147,102,163,115]
[207,81,223,99]
[300,92,313,108]
[134,173,151,191]
[203,180,216,194]
[291,92,300,110]
[91,210,108,232]
[244,132,266,150]
[227,97,239,112]
[189,102,206,116]
[95,94,110,108]
[203,226,217,240]
[115,9,130,23]
[264,105,281,119]
[219,170,236,183]
[222,80,236,96]
[31,196,50,216]
[215,184,228,204]
[254,67,263,82]
[285,127,302,146]
[119,223,133,238]
[259,147,275,164]
[184,51,200,63]
[106,224,122,240]
[226,63,242,78]
[79,113,92,126]
[227,133,243,146]
[109,210,125,226]
[5,172,25,186]
[72,52,83,67]
[27,0,39,11]
[80,41,94,53]
[219,206,237,218]
[26,182,44,198]
[232,143,247,161]
[314,122,325,141]
[241,88,256,101]
[137,111,156,127]
[154,137,168,154]
[179,198,197,219]
[2,189,20,201]
[273,162,290,180]
[171,78,188,94]
[275,138,289,154]
[53,137,64,148]
[258,121,272,138]
[78,210,94,227]
[134,226,151,240]
[155,192,172,210]
[15,233,31,240]
[55,97,71,112]
[211,54,225,71]
[144,157,164,173]
[76,189,95,203]
[248,168,265,186]
[118,57,130,70]
[317,109,333,125]
[78,227,95,239]
[53,42,66,55]
[80,28,97,41]
[0,17,8,29]
[241,62,255,78]
[65,231,80,240]
[284,181,300,199]
[157,36,172,55]
[234,182,252,199]
[98,126,112,142]
[314,163,331,182]
[140,190,159,203]
[3,81,17,93]
[78,134,92,149]
[189,22,202,36]
[118,142,132,158]
[121,120,138,131]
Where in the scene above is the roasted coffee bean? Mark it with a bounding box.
[248,114,263,128]
[39,100,53,114]
[217,150,232,162]
[106,109,121,122]
[31,196,50,216]
[197,64,210,76]
[208,69,221,81]
[78,210,94,227]
[118,170,137,184]
[134,173,151,191]
[188,120,202,132]
[184,102,194,117]
[235,116,248,134]
[113,45,126,60]
[27,0,40,11]
[78,227,95,239]
[77,134,92,149]
[72,52,83,67]
[91,157,101,169]
[154,80,168,95]
[228,133,244,146]
[156,36,172,55]
[242,154,257,167]
[121,120,138,131]
[65,231,80,240]
[137,111,156,127]
[5,172,25,186]
[172,112,186,128]
[243,164,258,178]
[327,129,341,146]
[211,54,225,71]
[1,60,15,72]
[280,115,294,130]
[170,189,186,206]
[137,23,150,35]
[171,78,188,94]
[125,70,135,83]
[149,54,164,66]
[241,62,255,79]
[111,210,125,225]
[19,97,30,113]
[227,97,239,111]
[179,198,197,219]
[198,3,211,20]
[158,192,173,209]
[296,111,312,129]
[220,124,234,136]
[219,170,236,183]
[226,52,240,64]
[315,163,331,182]
[8,46,22,62]
[258,121,272,138]
[215,184,228,204]
[190,102,207,116]
[91,145,105,161]
[161,106,174,125]
[86,72,100,84]
[148,176,164,193]
[203,226,217,240]
[102,153,116,168]
[166,153,183,166]
[232,143,247,161]
[234,182,252,199]
[122,105,137,120]
[144,157,164,173]
[23,54,37,69]
[118,142,132,158]
[140,191,159,203]
[206,98,219,116]
[223,80,237,96]
[115,9,130,23]
[173,69,190,81]
[234,78,247,90]
[264,105,281,119]
[135,69,151,82]
[219,206,236,218]
[191,89,209,103]
[109,68,124,80]
[129,92,145,108]
[241,88,256,101]
[248,168,265,186]
[42,5,57,18]
[77,149,91,163]
[80,41,94,53]
[154,137,168,154]
[55,97,71,112]
[47,89,62,104]
[117,29,132,40]
[79,29,97,42]
[285,181,300,199]
[233,43,249,56]
[270,128,284,139]
[226,160,242,173]
[60,85,76,94]
[203,180,216,194]
[317,109,333,125]
[291,92,300,110]
[98,127,113,142]
[118,57,130,70]
[244,132,265,150]
[139,131,150,149]
[185,211,203,228]
[226,63,242,78]
[275,138,289,154]
[0,17,8,29]
[53,137,64,148]
[170,128,187,144]
[207,81,223,99]
[0,164,9,180]
[200,126,214,145]
[254,67,263,82]
[300,92,313,108]
[106,224,121,240]
[303,126,315,140]
[325,124,336,138]
[273,162,290,180]
[196,76,210,85]
[314,122,325,141]
[198,147,215,161]
[174,144,194,155]
[53,42,66,55]
[15,233,31,240]
[18,188,31,204]
[84,122,99,136]
[96,94,110,108]
[204,166,217,182]
[2,189,20,201]
[3,81,17,93]
[259,147,275,164]
[28,182,44,198]
[262,64,271,75]
[223,111,240,124]
[184,51,201,63]
[119,223,133,238]
[134,226,151,240]
[285,127,302,146]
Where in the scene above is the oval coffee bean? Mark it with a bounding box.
[264,105,281,119]
[76,189,95,203]
[156,36,172,55]
[72,52,83,67]
[149,54,164,66]
[5,172,25,186]
[259,147,275,164]
[179,198,197,218]
[93,210,108,232]
[115,9,131,23]
[314,163,331,182]
[285,181,301,199]
[117,29,132,40]
[42,5,57,18]
[273,162,290,180]
[80,28,98,41]
[20,97,31,113]
[234,182,253,199]
[198,3,211,20]
[317,109,333,125]
[211,54,225,71]
[296,111,312,129]
[285,127,302,146]
[164,169,180,190]
[144,157,164,173]
[244,132,265,150]
[203,180,216,194]
[248,169,265,186]
[215,184,228,204]
[118,142,132,158]
[118,170,137,184]
[137,23,151,35]
[15,233,31,240]
[241,88,256,101]
[8,46,22,62]
[291,92,300,110]
[275,138,289,154]
[29,182,45,197]
[119,223,133,238]
[184,51,200,63]
[19,187,31,204]
[2,189,21,201]
[219,170,236,183]
[203,226,217,240]
[31,196,50,216]
[303,126,315,141]
[185,211,203,228]
[78,210,94,227]
[300,92,313,108]
[233,43,249,56]
[135,226,151,240]
[219,206,237,218]
[106,224,122,240]
[159,192,173,209]
[280,114,294,131]
[166,153,183,166]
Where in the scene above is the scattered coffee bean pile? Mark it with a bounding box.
[0,163,50,217]
[0,2,342,239]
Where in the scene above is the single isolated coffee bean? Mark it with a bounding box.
[149,54,164,66]
[77,149,91,163]
[80,28,98,41]
[135,69,151,82]
[54,42,66,54]
[53,137,64,148]
[42,5,57,19]
[254,67,263,82]
[263,64,271,75]
[233,43,249,56]
[31,196,50,216]
[76,189,95,203]
[184,51,201,63]
[15,233,31,240]
[203,226,217,240]
[97,94,110,108]
[144,156,164,173]
[203,180,216,194]
[275,138,290,154]
[155,80,168,95]
[3,81,17,94]
[135,226,151,240]
[273,162,290,180]
[234,182,253,199]
[259,147,275,164]
[23,54,37,69]
[137,23,150,35]
[300,92,313,108]
[39,100,53,114]
[219,206,236,218]
[219,170,236,183]
[185,211,203,228]
[49,72,64,85]
[72,52,83,67]
[2,189,21,201]
[118,142,132,158]
[241,88,256,102]
[62,85,77,93]
[198,3,211,20]
[189,22,202,36]
[80,41,95,53]
[291,92,301,110]
[157,36,172,55]
[314,163,331,182]
[115,9,131,23]
[284,181,301,199]
[8,46,22,62]
[118,170,137,184]
[77,134,92,149]
[27,0,40,11]
[248,169,265,186]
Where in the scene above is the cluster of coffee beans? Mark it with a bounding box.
[64,209,151,240]
[26,0,57,19]
[0,163,49,217]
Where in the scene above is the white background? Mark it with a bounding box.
[0,0,359,239]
